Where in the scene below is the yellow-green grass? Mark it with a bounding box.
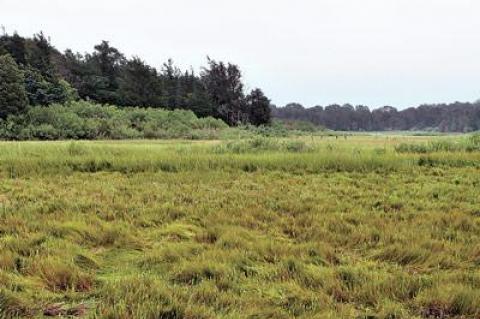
[0,136,479,318]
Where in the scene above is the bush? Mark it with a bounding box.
[31,124,59,140]
[0,101,228,140]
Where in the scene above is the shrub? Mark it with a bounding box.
[31,124,59,140]
[0,101,229,140]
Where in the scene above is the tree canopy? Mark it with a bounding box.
[1,31,479,132]
[272,102,480,132]
[0,54,28,119]
[0,32,272,126]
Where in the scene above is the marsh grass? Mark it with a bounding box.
[395,133,480,154]
[0,135,479,318]
[3,138,479,179]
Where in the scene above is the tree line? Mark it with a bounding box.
[272,102,480,132]
[3,31,480,133]
[0,31,271,126]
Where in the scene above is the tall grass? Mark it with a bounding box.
[395,133,480,153]
[1,136,480,318]
[2,138,479,178]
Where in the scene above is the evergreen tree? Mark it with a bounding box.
[28,32,56,81]
[246,88,271,126]
[0,32,27,65]
[84,41,125,104]
[185,74,216,118]
[23,66,75,105]
[201,58,246,126]
[0,32,275,126]
[161,59,182,109]
[0,54,28,119]
[118,57,162,106]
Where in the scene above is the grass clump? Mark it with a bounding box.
[374,244,431,266]
[172,261,229,286]
[0,290,33,319]
[376,299,409,319]
[395,133,480,153]
[26,257,94,292]
[416,284,480,318]
[212,137,313,154]
[96,276,186,319]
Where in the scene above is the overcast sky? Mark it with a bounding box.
[2,0,480,108]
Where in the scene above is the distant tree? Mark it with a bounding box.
[118,57,163,106]
[83,41,125,104]
[371,106,398,130]
[201,58,246,125]
[161,59,182,108]
[0,54,28,119]
[183,70,216,117]
[23,66,75,105]
[0,32,27,65]
[91,41,125,79]
[354,105,371,131]
[246,88,271,125]
[27,32,56,81]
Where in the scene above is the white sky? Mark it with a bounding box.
[2,0,480,108]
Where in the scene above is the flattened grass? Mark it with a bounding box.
[0,135,479,318]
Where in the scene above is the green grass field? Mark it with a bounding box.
[1,135,480,318]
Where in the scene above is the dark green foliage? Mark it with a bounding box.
[247,88,271,126]
[27,32,57,81]
[1,32,77,108]
[0,32,27,65]
[118,57,163,107]
[201,58,248,125]
[23,66,77,106]
[273,102,480,132]
[3,31,480,132]
[0,32,272,127]
[82,41,124,104]
[0,54,28,119]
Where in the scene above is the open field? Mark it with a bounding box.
[1,135,480,318]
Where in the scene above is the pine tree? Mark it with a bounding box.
[246,88,271,126]
[0,32,27,65]
[28,32,56,81]
[118,57,162,106]
[201,58,246,125]
[0,54,28,119]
